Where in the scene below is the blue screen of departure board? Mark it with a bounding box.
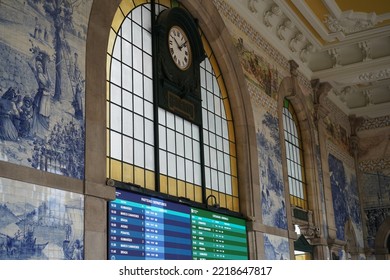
[108,190,248,260]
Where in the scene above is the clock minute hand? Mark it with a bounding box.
[170,35,180,48]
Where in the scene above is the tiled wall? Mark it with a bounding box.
[257,110,288,230]
[263,233,290,260]
[328,154,363,247]
[0,177,84,260]
[0,0,92,179]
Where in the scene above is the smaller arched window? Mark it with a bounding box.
[282,98,307,210]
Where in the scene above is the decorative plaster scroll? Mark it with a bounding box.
[289,32,303,53]
[263,4,281,27]
[300,43,314,63]
[364,89,374,106]
[323,14,375,34]
[248,0,258,14]
[323,15,343,33]
[322,0,390,35]
[276,18,293,41]
[358,41,371,62]
[359,68,390,82]
[328,48,340,67]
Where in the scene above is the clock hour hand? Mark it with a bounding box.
[179,40,187,50]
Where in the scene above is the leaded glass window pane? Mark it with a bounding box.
[283,99,307,209]
[107,3,239,211]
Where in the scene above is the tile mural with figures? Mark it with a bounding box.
[0,177,84,260]
[0,0,92,179]
[256,110,288,230]
[328,154,364,247]
[263,233,290,260]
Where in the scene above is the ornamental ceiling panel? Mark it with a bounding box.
[225,0,390,119]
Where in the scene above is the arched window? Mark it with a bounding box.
[106,1,239,211]
[282,98,307,210]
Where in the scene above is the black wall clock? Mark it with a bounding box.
[168,25,192,70]
[154,7,205,125]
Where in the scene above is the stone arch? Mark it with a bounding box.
[375,216,390,259]
[84,0,259,258]
[276,65,323,258]
[84,0,119,260]
[278,75,319,209]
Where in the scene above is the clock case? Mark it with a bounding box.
[153,7,205,126]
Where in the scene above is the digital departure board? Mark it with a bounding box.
[108,190,248,260]
[108,191,192,260]
[191,208,248,260]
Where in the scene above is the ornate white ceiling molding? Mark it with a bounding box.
[323,0,388,34]
[290,0,390,43]
[219,0,390,119]
[329,91,390,118]
[225,0,313,78]
[263,4,282,27]
[274,0,322,49]
[359,68,390,83]
[312,56,390,84]
[324,0,390,27]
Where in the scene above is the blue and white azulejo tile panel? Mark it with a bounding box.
[0,0,93,179]
[0,177,84,260]
[257,111,288,230]
[263,233,290,260]
[328,153,363,248]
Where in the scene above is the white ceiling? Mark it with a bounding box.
[227,0,390,119]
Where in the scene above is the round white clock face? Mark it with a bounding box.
[168,26,192,70]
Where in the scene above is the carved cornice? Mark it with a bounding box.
[357,115,390,131]
[214,0,312,91]
[359,158,390,172]
[359,68,390,82]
